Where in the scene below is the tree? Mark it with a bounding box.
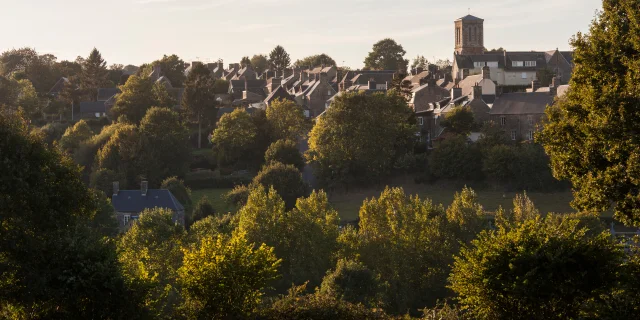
[140,107,191,185]
[110,75,157,123]
[477,121,508,150]
[182,63,216,149]
[107,63,124,86]
[410,55,428,70]
[265,139,305,171]
[251,162,308,209]
[266,98,306,141]
[152,81,176,109]
[251,54,269,75]
[161,176,193,217]
[178,233,280,319]
[440,106,477,135]
[59,119,93,153]
[118,208,186,319]
[364,38,409,72]
[0,47,63,92]
[192,196,215,223]
[294,54,337,68]
[537,1,640,226]
[79,48,108,100]
[341,187,456,314]
[307,91,415,187]
[212,79,229,94]
[154,54,187,87]
[15,79,40,117]
[318,259,382,308]
[188,214,238,244]
[0,111,143,318]
[89,189,119,239]
[429,135,483,181]
[211,108,258,168]
[268,45,291,73]
[240,56,252,68]
[450,214,624,320]
[484,47,505,53]
[237,186,339,292]
[95,124,147,187]
[446,187,487,243]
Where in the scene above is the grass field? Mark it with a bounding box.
[189,177,577,222]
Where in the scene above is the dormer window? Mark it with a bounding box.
[512,61,524,67]
[525,61,537,67]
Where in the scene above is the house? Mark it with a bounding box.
[79,101,107,118]
[289,72,337,117]
[339,70,396,91]
[47,77,69,97]
[229,79,268,104]
[265,85,295,107]
[234,65,258,80]
[111,181,185,232]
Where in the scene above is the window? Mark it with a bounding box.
[521,72,527,79]
[417,117,424,126]
[500,116,506,126]
[474,62,485,68]
[487,61,499,68]
[527,131,534,141]
[512,61,524,67]
[511,130,517,141]
[123,215,131,225]
[527,115,533,126]
[95,112,100,118]
[525,61,537,67]
[327,89,331,95]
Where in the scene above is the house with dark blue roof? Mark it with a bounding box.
[111,181,185,231]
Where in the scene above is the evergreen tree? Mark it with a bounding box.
[268,45,291,73]
[182,63,216,149]
[79,48,108,100]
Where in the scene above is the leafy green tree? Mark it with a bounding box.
[450,214,624,320]
[211,108,258,168]
[307,91,415,187]
[0,111,143,318]
[182,63,216,149]
[89,189,119,238]
[440,106,477,136]
[90,167,122,196]
[15,79,40,117]
[154,54,187,87]
[224,184,251,207]
[79,48,109,100]
[265,139,305,171]
[178,233,280,319]
[161,176,193,216]
[237,186,339,292]
[410,55,428,70]
[152,81,177,108]
[318,259,382,308]
[266,98,306,141]
[75,122,125,181]
[251,162,308,209]
[0,75,19,106]
[192,195,215,223]
[251,54,269,75]
[364,38,409,72]
[95,124,147,187]
[537,1,640,226]
[110,75,157,123]
[482,144,518,185]
[212,79,229,94]
[294,54,337,68]
[342,187,456,314]
[118,208,186,319]
[188,214,238,244]
[429,135,483,181]
[446,187,487,243]
[0,47,64,92]
[240,56,252,68]
[477,121,508,150]
[58,119,93,153]
[268,45,291,73]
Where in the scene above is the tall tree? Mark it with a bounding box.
[363,38,409,72]
[410,55,428,70]
[268,45,291,74]
[294,54,337,68]
[266,98,306,141]
[154,54,187,87]
[250,54,269,75]
[537,0,640,226]
[240,56,251,68]
[79,48,108,101]
[211,108,258,168]
[182,63,216,149]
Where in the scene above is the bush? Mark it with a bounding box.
[90,168,123,196]
[32,122,68,146]
[429,136,483,181]
[224,184,250,207]
[252,162,308,209]
[192,196,215,223]
[264,139,305,171]
[318,259,382,308]
[184,170,251,190]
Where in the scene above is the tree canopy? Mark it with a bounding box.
[268,45,291,73]
[251,54,269,75]
[364,38,409,72]
[211,108,258,168]
[80,48,109,100]
[294,54,337,68]
[265,139,305,171]
[182,63,216,149]
[266,98,306,141]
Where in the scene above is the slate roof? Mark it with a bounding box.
[457,74,483,97]
[560,52,574,65]
[454,54,505,69]
[48,77,68,95]
[490,92,554,115]
[79,101,107,114]
[97,88,121,101]
[265,86,295,104]
[351,72,394,85]
[457,14,483,21]
[112,189,184,214]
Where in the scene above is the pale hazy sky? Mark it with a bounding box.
[0,0,602,68]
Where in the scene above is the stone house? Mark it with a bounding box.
[489,90,555,142]
[293,72,336,117]
[111,181,185,232]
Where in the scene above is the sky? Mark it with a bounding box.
[0,0,603,69]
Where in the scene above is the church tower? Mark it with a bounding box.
[454,15,484,55]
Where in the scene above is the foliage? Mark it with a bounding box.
[58,119,93,153]
[364,38,409,72]
[89,189,119,238]
[476,121,509,150]
[446,187,487,243]
[0,47,79,93]
[536,67,555,87]
[340,187,456,314]
[266,98,306,141]
[192,195,215,223]
[411,55,428,70]
[110,75,157,123]
[74,122,124,181]
[161,176,193,217]
[211,108,257,168]
[536,1,640,226]
[237,186,339,292]
[268,45,291,73]
[318,259,382,308]
[240,56,251,68]
[118,208,186,319]
[294,54,337,68]
[182,63,217,148]
[429,136,483,181]
[154,54,187,87]
[251,162,308,209]
[212,79,229,94]
[450,214,624,320]
[188,214,238,244]
[224,184,250,207]
[178,233,280,319]
[79,48,109,100]
[265,139,305,171]
[152,81,176,109]
[440,106,477,136]
[307,91,415,187]
[31,121,68,146]
[251,54,269,75]
[90,167,122,197]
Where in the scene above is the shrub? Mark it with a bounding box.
[429,136,483,181]
[264,139,305,171]
[318,259,382,308]
[251,162,308,209]
[192,196,215,223]
[224,184,250,207]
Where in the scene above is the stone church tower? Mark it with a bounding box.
[454,15,484,55]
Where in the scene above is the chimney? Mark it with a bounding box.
[462,69,469,80]
[207,63,216,71]
[141,181,148,196]
[234,63,240,70]
[112,181,119,196]
[218,62,224,70]
[228,63,234,70]
[320,72,327,82]
[472,83,483,100]
[368,79,377,90]
[416,67,424,75]
[451,85,462,100]
[549,76,558,96]
[482,66,491,79]
[342,79,352,91]
[192,61,202,68]
[270,77,282,92]
[300,71,308,83]
[531,79,541,92]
